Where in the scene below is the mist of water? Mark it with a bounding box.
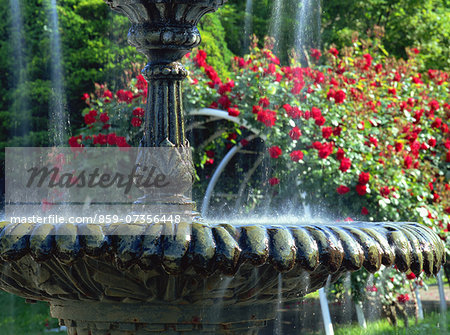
[275,273,283,335]
[294,0,321,62]
[243,0,253,53]
[269,0,284,53]
[47,0,69,146]
[9,0,30,137]
[213,276,233,325]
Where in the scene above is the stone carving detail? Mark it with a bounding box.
[0,220,445,334]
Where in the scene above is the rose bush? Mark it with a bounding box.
[72,31,449,321]
[183,34,449,248]
[71,31,449,247]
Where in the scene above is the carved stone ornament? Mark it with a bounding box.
[0,220,446,334]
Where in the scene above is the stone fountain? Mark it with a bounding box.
[0,1,446,334]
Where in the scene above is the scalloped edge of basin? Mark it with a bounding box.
[0,220,445,334]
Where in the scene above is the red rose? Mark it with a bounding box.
[99,113,109,123]
[310,48,322,60]
[337,185,350,195]
[363,53,373,69]
[103,90,113,101]
[84,113,96,125]
[388,88,397,95]
[380,186,391,198]
[131,117,142,127]
[227,133,237,141]
[406,272,416,280]
[116,89,133,104]
[93,133,107,145]
[312,141,322,150]
[361,207,369,215]
[240,139,249,146]
[228,107,240,117]
[253,105,263,114]
[339,157,351,172]
[268,146,282,159]
[206,150,215,158]
[356,184,367,196]
[397,294,410,304]
[358,172,370,185]
[334,90,346,104]
[431,117,442,129]
[218,95,231,109]
[404,155,413,169]
[116,136,130,148]
[311,107,322,119]
[133,107,145,117]
[257,109,277,127]
[107,133,117,146]
[336,148,345,161]
[428,138,437,148]
[429,100,440,111]
[136,74,147,90]
[322,126,333,139]
[290,150,304,162]
[329,47,339,57]
[333,126,342,137]
[259,97,270,107]
[318,142,333,159]
[315,116,326,126]
[69,135,82,147]
[269,177,280,186]
[81,93,90,101]
[395,142,403,152]
[282,104,292,113]
[289,127,302,140]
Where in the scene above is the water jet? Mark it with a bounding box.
[0,1,446,334]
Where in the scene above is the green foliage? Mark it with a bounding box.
[221,0,450,71]
[198,11,233,79]
[0,0,142,154]
[0,291,61,335]
[334,311,450,335]
[322,0,450,71]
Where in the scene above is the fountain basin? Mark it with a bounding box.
[0,220,445,334]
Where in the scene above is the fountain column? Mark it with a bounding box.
[105,0,225,148]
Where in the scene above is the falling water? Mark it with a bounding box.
[47,0,69,146]
[274,273,283,334]
[9,0,30,137]
[243,0,253,52]
[269,0,284,53]
[213,276,233,324]
[294,0,321,62]
[342,273,353,324]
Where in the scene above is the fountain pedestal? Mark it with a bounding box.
[0,220,446,334]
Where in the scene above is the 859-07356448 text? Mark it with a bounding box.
[9,214,183,224]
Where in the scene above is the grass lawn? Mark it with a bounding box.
[0,291,62,335]
[334,311,449,335]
